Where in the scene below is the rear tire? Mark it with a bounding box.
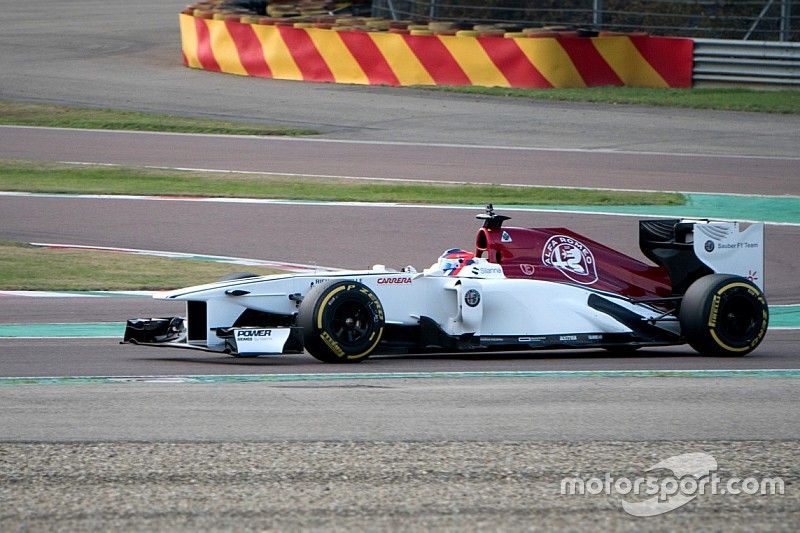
[679,274,768,356]
[297,280,385,363]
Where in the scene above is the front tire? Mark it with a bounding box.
[297,280,385,363]
[679,274,768,356]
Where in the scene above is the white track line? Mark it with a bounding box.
[58,161,800,198]
[27,243,343,273]
[0,290,155,298]
[2,191,798,227]
[2,369,800,385]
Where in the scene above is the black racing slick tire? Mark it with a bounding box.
[297,280,385,363]
[679,274,768,356]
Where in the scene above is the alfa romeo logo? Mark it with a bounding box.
[542,235,598,285]
[464,289,481,307]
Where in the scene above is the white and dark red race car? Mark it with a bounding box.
[124,206,768,362]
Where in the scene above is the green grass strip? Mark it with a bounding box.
[429,86,800,114]
[0,161,684,206]
[0,240,282,290]
[0,100,316,136]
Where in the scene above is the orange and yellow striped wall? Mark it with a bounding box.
[179,14,693,89]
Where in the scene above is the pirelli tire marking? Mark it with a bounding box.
[707,282,768,353]
[680,274,768,357]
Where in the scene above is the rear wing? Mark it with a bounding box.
[692,221,764,291]
[640,220,764,294]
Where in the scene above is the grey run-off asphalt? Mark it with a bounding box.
[2,126,799,195]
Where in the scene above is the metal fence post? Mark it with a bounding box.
[781,0,793,42]
[593,0,603,27]
[384,0,397,21]
[429,0,437,20]
[745,0,776,40]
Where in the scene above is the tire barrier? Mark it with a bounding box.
[179,12,693,88]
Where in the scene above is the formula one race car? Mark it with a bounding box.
[123,206,768,362]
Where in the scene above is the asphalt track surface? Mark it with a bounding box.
[3,126,800,195]
[0,0,797,415]
[1,1,799,528]
[1,196,798,303]
[2,1,800,156]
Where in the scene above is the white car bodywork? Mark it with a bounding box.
[123,216,767,359]
[158,257,668,355]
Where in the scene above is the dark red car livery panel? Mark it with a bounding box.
[476,226,672,299]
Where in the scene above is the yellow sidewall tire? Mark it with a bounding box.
[680,274,768,356]
[298,280,385,363]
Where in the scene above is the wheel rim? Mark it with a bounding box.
[717,291,761,346]
[329,299,372,347]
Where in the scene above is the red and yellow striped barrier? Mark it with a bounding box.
[180,14,693,89]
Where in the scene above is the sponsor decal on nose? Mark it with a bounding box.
[377,277,412,284]
[236,329,272,338]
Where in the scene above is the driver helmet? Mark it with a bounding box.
[438,248,475,276]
